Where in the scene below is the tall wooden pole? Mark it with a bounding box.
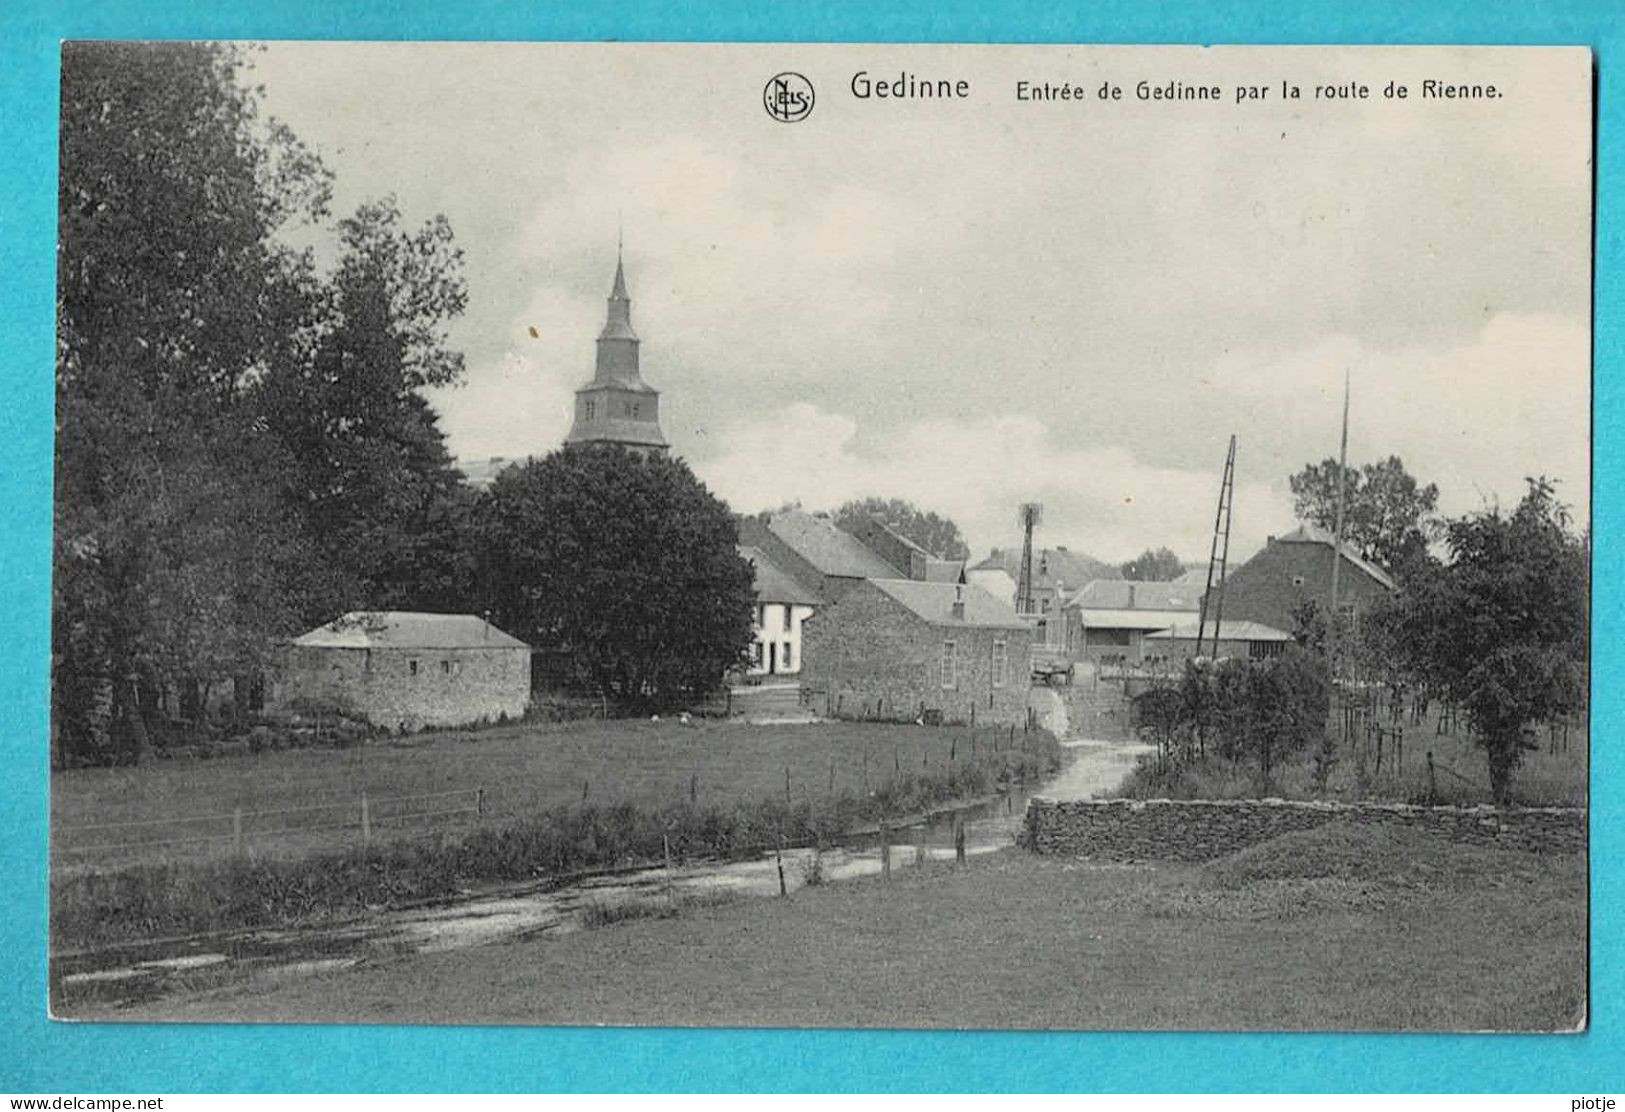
[1328,369,1351,681]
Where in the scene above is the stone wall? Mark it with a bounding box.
[1024,797,1586,860]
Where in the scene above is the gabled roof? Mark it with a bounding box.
[1145,619,1294,643]
[918,559,967,584]
[294,612,529,651]
[739,546,821,606]
[767,510,903,580]
[869,579,1029,630]
[1273,524,1398,591]
[1069,579,1206,612]
[970,546,1115,591]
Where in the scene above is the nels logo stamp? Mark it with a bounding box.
[763,72,814,122]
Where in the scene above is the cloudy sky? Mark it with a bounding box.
[251,43,1591,563]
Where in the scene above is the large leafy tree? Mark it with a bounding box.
[477,446,755,703]
[55,43,474,763]
[832,497,969,560]
[256,198,473,612]
[1381,478,1587,802]
[1119,546,1185,581]
[56,43,333,761]
[1289,455,1438,575]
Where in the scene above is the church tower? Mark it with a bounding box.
[564,249,669,453]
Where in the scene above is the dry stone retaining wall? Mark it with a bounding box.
[1023,797,1585,861]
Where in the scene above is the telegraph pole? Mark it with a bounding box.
[1328,369,1351,681]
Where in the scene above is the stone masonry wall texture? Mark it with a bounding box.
[1024,797,1586,860]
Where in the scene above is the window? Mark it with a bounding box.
[628,401,641,419]
[756,604,766,629]
[992,640,1008,687]
[408,659,419,676]
[440,660,451,675]
[751,642,763,668]
[940,640,957,689]
[782,641,794,670]
[584,399,595,420]
[1291,575,1306,588]
[782,607,793,631]
[1249,640,1286,660]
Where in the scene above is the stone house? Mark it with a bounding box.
[1210,524,1397,636]
[800,579,1033,725]
[739,545,819,678]
[1065,579,1207,665]
[270,611,531,731]
[735,508,902,602]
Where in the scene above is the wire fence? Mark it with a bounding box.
[54,787,486,860]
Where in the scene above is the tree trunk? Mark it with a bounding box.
[1486,732,1519,805]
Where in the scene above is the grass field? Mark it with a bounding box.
[102,822,1586,1031]
[53,717,1042,867]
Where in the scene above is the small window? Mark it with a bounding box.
[782,641,794,669]
[1291,575,1306,588]
[992,640,1008,688]
[584,400,595,420]
[751,642,763,668]
[628,401,641,419]
[782,607,793,631]
[408,659,419,676]
[440,660,451,674]
[940,641,957,689]
[756,605,766,629]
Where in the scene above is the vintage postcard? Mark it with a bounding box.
[50,42,1591,1031]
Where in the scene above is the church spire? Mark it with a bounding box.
[566,243,669,453]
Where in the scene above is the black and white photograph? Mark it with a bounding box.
[49,42,1592,1031]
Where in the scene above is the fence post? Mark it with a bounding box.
[776,839,788,898]
[785,765,792,804]
[360,791,371,849]
[232,806,243,857]
[829,757,836,795]
[954,814,966,865]
[1427,750,1438,804]
[690,773,698,805]
[880,821,891,881]
[664,834,676,911]
[476,788,486,816]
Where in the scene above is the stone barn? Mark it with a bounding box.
[800,579,1033,725]
[271,611,531,730]
[1212,524,1397,634]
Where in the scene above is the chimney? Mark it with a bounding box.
[1266,535,1277,547]
[482,609,492,641]
[952,583,965,621]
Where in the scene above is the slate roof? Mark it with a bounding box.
[869,579,1030,630]
[767,510,903,579]
[1273,524,1398,591]
[1069,579,1207,612]
[294,612,530,651]
[1145,619,1294,643]
[969,546,1115,591]
[739,546,821,606]
[1073,609,1182,632]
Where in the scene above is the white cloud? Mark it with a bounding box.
[694,403,1295,563]
[1207,311,1590,524]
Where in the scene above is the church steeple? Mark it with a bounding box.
[566,246,669,453]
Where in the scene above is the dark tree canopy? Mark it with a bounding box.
[1289,455,1439,575]
[1119,546,1185,581]
[1378,478,1587,801]
[477,447,755,703]
[832,497,969,560]
[54,43,472,764]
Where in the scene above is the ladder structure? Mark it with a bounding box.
[1015,502,1043,615]
[1195,435,1237,659]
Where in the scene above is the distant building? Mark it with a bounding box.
[800,579,1033,725]
[1144,619,1295,664]
[1065,579,1207,665]
[566,249,669,453]
[271,612,531,731]
[1211,524,1398,636]
[840,516,966,583]
[739,545,819,677]
[736,509,903,602]
[968,545,1114,619]
[965,565,1018,609]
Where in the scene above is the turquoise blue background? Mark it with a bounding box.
[1,0,1618,1093]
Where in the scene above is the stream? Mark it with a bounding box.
[58,728,1152,1008]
